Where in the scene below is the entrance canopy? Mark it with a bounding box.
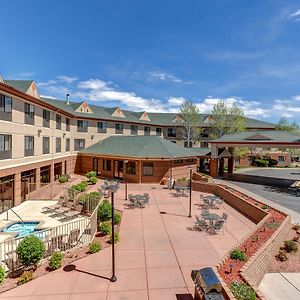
[80,135,200,159]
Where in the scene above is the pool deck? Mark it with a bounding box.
[0,183,256,300]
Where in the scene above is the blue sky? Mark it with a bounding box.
[2,0,300,123]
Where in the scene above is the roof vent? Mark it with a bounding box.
[66,93,70,105]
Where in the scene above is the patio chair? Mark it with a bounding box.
[201,209,210,216]
[214,219,225,231]
[63,228,81,250]
[194,215,207,231]
[42,196,65,213]
[59,204,83,222]
[51,201,74,217]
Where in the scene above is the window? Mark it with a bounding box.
[0,175,14,213]
[0,134,12,159]
[24,103,35,125]
[0,94,12,121]
[156,128,162,136]
[97,121,107,133]
[21,169,36,201]
[278,156,285,163]
[43,109,50,127]
[103,159,111,171]
[126,161,136,175]
[174,159,183,164]
[186,159,194,163]
[131,125,138,135]
[143,162,153,176]
[167,128,176,137]
[77,120,88,132]
[24,136,34,156]
[115,123,124,134]
[56,137,61,153]
[40,165,51,187]
[66,138,70,152]
[144,126,150,135]
[74,139,85,151]
[56,114,62,130]
[42,137,50,154]
[66,118,70,131]
[54,162,62,180]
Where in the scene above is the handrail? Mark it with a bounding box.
[6,208,24,224]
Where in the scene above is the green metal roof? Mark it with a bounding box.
[211,130,300,144]
[80,136,199,159]
[41,97,276,128]
[4,80,34,93]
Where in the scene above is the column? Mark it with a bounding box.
[227,147,235,174]
[14,172,22,206]
[209,144,219,177]
[36,167,41,189]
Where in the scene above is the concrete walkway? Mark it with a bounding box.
[259,273,300,300]
[0,184,255,300]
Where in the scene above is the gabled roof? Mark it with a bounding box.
[75,101,94,114]
[4,80,34,93]
[80,136,198,159]
[211,130,300,144]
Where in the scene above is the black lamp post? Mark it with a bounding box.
[124,160,128,200]
[106,180,119,282]
[188,167,192,218]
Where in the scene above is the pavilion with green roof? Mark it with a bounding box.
[77,136,210,183]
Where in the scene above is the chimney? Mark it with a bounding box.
[66,93,70,105]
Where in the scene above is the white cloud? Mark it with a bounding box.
[19,72,36,78]
[148,71,183,83]
[289,9,300,20]
[57,75,78,84]
[168,97,187,106]
[38,80,57,87]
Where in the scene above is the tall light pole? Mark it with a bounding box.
[188,167,192,218]
[124,160,128,200]
[106,180,119,282]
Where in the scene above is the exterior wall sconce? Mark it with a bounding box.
[91,135,94,140]
[63,133,66,138]
[38,129,42,137]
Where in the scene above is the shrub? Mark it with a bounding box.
[48,252,64,270]
[17,270,34,285]
[98,199,112,221]
[16,236,45,266]
[254,159,269,167]
[284,240,298,253]
[99,221,112,235]
[267,158,278,167]
[293,223,300,231]
[230,281,256,300]
[72,182,87,192]
[85,171,97,178]
[81,181,88,187]
[264,222,280,229]
[58,175,68,183]
[230,249,247,261]
[109,232,120,244]
[261,205,269,210]
[89,176,98,185]
[89,191,101,199]
[78,194,89,205]
[276,250,288,262]
[0,265,5,284]
[114,212,121,225]
[89,241,102,253]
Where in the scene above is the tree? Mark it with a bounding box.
[276,117,299,132]
[178,100,201,147]
[211,100,245,138]
[233,147,249,159]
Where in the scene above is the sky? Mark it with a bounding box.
[1,0,300,123]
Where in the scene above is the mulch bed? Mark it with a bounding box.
[217,186,286,291]
[0,211,122,294]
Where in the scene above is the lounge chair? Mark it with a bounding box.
[62,228,80,250]
[59,204,83,222]
[51,201,74,217]
[42,197,65,213]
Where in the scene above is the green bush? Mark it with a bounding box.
[89,176,98,185]
[72,182,87,192]
[99,221,112,235]
[16,236,45,266]
[261,205,269,210]
[58,175,68,183]
[109,232,120,244]
[85,171,97,178]
[17,270,34,285]
[98,199,112,221]
[293,223,300,231]
[284,240,298,253]
[230,249,247,261]
[114,212,121,225]
[267,158,278,167]
[89,241,102,253]
[78,193,89,205]
[0,265,5,284]
[48,252,64,270]
[277,250,288,261]
[230,281,256,300]
[254,159,269,167]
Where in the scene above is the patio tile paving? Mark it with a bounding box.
[0,183,255,299]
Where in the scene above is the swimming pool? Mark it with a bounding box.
[1,221,43,238]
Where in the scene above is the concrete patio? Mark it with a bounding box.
[0,183,255,300]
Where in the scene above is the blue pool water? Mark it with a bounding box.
[2,221,42,237]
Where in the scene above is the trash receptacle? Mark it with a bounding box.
[167,177,175,189]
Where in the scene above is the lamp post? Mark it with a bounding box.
[188,167,192,218]
[124,160,128,200]
[106,180,119,282]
